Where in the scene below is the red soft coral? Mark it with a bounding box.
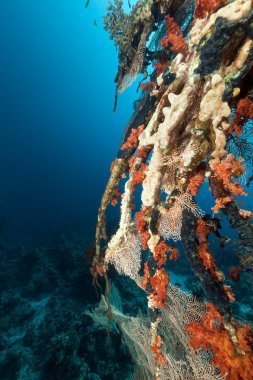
[141,230,150,250]
[154,240,179,266]
[132,163,148,187]
[121,124,144,151]
[195,0,228,19]
[169,246,180,261]
[196,220,225,282]
[196,219,209,243]
[149,268,170,310]
[139,81,156,92]
[136,207,152,234]
[136,210,147,234]
[160,15,187,54]
[136,207,152,250]
[236,324,253,353]
[151,335,167,367]
[212,196,233,214]
[153,56,168,75]
[136,146,151,160]
[110,187,122,207]
[230,98,253,136]
[197,243,225,282]
[154,240,170,267]
[142,261,150,289]
[188,172,205,196]
[229,266,242,282]
[185,303,253,380]
[213,155,247,196]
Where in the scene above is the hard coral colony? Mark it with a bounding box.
[93,0,253,379]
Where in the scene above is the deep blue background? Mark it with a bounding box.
[0,0,137,238]
[0,1,251,241]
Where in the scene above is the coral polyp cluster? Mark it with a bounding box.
[94,0,253,378]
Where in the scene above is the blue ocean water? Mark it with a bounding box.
[0,0,136,239]
[0,4,142,378]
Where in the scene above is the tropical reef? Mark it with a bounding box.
[92,0,253,379]
[0,232,139,380]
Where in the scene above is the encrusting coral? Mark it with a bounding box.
[93,0,253,378]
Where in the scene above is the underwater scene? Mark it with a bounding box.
[0,0,253,379]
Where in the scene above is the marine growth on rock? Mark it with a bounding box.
[93,0,253,378]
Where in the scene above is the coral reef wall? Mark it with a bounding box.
[94,0,253,379]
